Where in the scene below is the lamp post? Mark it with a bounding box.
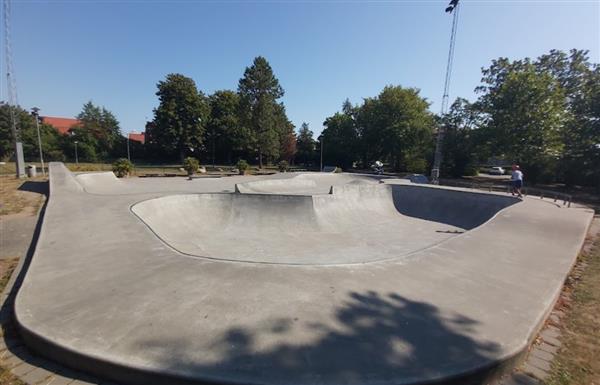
[31,107,45,176]
[74,141,79,165]
[320,135,324,172]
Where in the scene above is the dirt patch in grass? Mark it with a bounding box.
[0,258,19,293]
[0,176,47,217]
[545,218,600,385]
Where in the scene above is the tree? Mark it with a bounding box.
[274,104,296,163]
[0,103,66,162]
[206,90,250,164]
[357,86,435,171]
[321,100,360,169]
[477,61,567,183]
[535,50,600,188]
[440,98,481,177]
[238,56,284,167]
[74,101,124,160]
[296,122,316,165]
[148,74,209,162]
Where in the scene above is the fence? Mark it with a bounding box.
[439,179,573,208]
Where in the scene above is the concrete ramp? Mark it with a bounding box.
[235,173,378,195]
[132,183,516,265]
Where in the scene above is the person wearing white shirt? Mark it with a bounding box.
[511,164,524,198]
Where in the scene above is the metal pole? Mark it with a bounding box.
[127,134,131,162]
[431,1,460,184]
[320,136,323,171]
[74,141,79,164]
[31,108,45,176]
[3,0,25,178]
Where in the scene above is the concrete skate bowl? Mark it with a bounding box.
[14,164,596,385]
[131,183,519,265]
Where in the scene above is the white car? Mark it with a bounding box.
[488,166,505,175]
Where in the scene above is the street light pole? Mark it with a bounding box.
[127,134,131,162]
[31,107,45,176]
[320,136,324,172]
[74,141,79,165]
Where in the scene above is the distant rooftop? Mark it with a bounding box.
[128,132,145,144]
[41,116,80,135]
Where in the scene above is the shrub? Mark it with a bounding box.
[112,158,133,178]
[237,159,249,174]
[405,157,427,174]
[278,160,289,172]
[183,157,200,176]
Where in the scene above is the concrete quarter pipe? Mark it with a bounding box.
[13,163,594,385]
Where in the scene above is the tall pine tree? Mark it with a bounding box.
[238,57,284,167]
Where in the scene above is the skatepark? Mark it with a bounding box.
[12,162,594,385]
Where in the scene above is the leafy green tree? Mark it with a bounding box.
[73,101,124,160]
[0,103,66,162]
[440,98,481,177]
[148,74,210,162]
[273,103,296,163]
[296,122,316,165]
[357,86,435,171]
[535,50,600,188]
[321,100,360,169]
[477,60,567,183]
[206,90,250,164]
[238,56,284,167]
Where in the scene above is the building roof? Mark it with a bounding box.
[128,132,145,144]
[41,116,81,135]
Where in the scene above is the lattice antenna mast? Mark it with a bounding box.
[431,0,460,184]
[3,0,25,177]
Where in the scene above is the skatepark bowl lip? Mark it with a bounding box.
[12,163,595,385]
[129,182,521,266]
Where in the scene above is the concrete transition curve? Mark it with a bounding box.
[14,163,594,385]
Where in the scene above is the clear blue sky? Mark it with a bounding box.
[2,0,599,136]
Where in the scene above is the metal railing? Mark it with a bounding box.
[439,179,573,207]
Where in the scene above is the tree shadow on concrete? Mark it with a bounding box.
[138,291,502,385]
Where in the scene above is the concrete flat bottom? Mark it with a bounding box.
[131,187,466,265]
[13,164,595,385]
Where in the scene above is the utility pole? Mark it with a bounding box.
[320,136,324,171]
[3,0,26,178]
[31,107,45,176]
[431,0,461,184]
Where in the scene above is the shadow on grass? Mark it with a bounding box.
[17,181,48,196]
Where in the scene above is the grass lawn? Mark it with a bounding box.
[545,219,600,385]
[0,176,47,216]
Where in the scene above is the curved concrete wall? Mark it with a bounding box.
[391,184,519,229]
[130,184,517,265]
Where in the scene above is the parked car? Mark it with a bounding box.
[488,166,505,175]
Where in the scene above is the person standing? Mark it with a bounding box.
[511,164,524,198]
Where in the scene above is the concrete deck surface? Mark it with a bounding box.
[13,163,594,385]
